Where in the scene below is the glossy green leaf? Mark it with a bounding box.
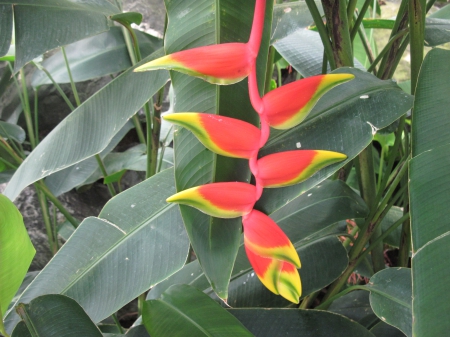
[0,195,35,326]
[429,4,450,19]
[149,180,368,307]
[229,309,375,337]
[410,48,450,336]
[3,50,169,201]
[125,325,150,337]
[270,1,322,44]
[44,121,134,197]
[31,27,162,86]
[111,12,143,26]
[273,30,365,77]
[370,322,406,337]
[381,207,403,248]
[80,144,147,186]
[0,121,25,143]
[143,284,253,337]
[15,294,103,337]
[368,268,412,337]
[166,0,273,299]
[10,322,31,337]
[329,291,378,329]
[257,68,413,214]
[0,5,12,58]
[4,169,189,334]
[0,0,120,70]
[424,18,450,46]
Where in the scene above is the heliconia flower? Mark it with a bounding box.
[166,182,256,218]
[243,210,301,303]
[163,113,261,159]
[134,43,252,85]
[262,74,355,129]
[257,150,347,188]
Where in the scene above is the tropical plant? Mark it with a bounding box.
[0,0,449,336]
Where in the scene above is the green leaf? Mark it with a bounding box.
[80,144,147,186]
[110,12,143,26]
[15,294,103,337]
[165,0,273,299]
[31,27,162,86]
[229,309,376,336]
[11,322,31,337]
[381,207,403,248]
[44,121,134,197]
[410,48,450,336]
[257,68,413,214]
[103,169,126,184]
[0,0,120,70]
[149,180,368,306]
[273,30,366,77]
[424,18,450,46]
[367,268,412,337]
[124,325,150,337]
[370,322,406,337]
[0,195,35,326]
[143,284,253,337]
[329,291,378,328]
[4,169,189,334]
[0,5,12,58]
[429,4,450,19]
[0,121,25,143]
[3,50,169,201]
[271,1,322,44]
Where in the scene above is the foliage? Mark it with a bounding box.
[1,0,450,336]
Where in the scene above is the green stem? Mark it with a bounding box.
[276,62,282,87]
[367,28,409,74]
[321,0,354,68]
[34,87,40,145]
[378,0,409,79]
[321,51,328,74]
[145,101,154,178]
[61,46,81,107]
[138,293,146,316]
[150,89,165,177]
[347,0,358,27]
[35,181,80,228]
[350,0,372,41]
[355,16,376,73]
[0,157,17,170]
[35,187,57,254]
[426,0,437,13]
[409,0,426,97]
[358,145,384,272]
[20,69,36,149]
[299,290,320,309]
[32,62,76,110]
[111,313,124,334]
[305,0,337,69]
[95,154,116,197]
[322,209,410,307]
[398,176,411,266]
[264,46,276,94]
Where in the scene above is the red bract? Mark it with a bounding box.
[135,43,252,85]
[166,182,256,218]
[163,113,261,159]
[243,210,301,303]
[257,150,347,188]
[262,74,355,129]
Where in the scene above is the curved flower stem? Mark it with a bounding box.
[248,0,267,56]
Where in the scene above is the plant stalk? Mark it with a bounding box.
[19,69,37,149]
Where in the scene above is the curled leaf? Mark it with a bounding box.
[263,74,354,129]
[167,182,256,218]
[163,113,261,159]
[257,150,347,188]
[135,43,252,85]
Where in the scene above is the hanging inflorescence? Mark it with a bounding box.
[135,0,354,303]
